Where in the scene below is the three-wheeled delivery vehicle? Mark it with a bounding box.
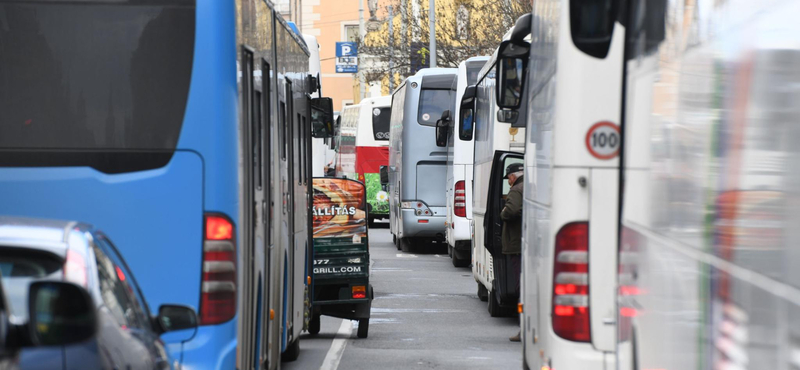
[309,178,373,338]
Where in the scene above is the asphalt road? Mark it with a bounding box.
[283,225,522,370]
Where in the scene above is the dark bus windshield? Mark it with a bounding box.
[372,107,391,141]
[0,1,195,159]
[417,89,452,126]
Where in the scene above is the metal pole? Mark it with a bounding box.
[359,0,366,100]
[428,0,436,68]
[388,5,394,92]
[401,0,408,75]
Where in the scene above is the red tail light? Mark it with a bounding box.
[552,222,591,342]
[352,285,367,299]
[454,181,466,217]
[64,249,87,287]
[200,213,237,325]
[618,226,641,341]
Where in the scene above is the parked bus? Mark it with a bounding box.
[493,4,627,368]
[457,36,527,317]
[0,1,332,368]
[616,1,800,369]
[444,56,489,267]
[335,96,392,225]
[389,68,458,252]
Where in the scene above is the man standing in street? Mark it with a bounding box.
[501,162,524,342]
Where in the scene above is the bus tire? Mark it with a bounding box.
[308,313,321,335]
[281,337,300,362]
[400,238,413,253]
[488,288,503,317]
[477,283,489,301]
[452,251,469,268]
[357,318,369,338]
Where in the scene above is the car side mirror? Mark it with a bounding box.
[495,40,530,110]
[310,97,334,138]
[458,86,476,141]
[155,304,198,335]
[27,281,97,347]
[434,110,451,147]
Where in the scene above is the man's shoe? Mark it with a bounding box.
[509,331,521,342]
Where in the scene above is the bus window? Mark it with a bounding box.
[418,89,452,126]
[372,107,391,141]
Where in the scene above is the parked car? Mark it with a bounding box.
[0,217,197,369]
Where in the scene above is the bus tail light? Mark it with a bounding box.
[552,222,591,342]
[454,181,467,217]
[200,213,237,325]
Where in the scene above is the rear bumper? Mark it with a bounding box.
[400,209,446,238]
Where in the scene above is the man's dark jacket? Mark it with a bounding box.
[500,176,523,255]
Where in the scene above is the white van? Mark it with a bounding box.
[494,5,626,369]
[444,56,489,267]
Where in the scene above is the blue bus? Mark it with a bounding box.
[0,0,323,368]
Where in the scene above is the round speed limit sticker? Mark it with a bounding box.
[585,121,620,160]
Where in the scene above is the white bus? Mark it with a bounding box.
[616,1,800,369]
[458,42,527,317]
[444,56,489,268]
[334,96,392,224]
[389,68,458,252]
[494,2,627,368]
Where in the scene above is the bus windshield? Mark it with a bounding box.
[372,107,391,141]
[0,1,194,152]
[417,89,452,126]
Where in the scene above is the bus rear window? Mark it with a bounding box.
[417,89,452,127]
[0,1,195,155]
[372,107,391,141]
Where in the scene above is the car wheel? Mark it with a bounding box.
[308,313,321,335]
[281,337,300,362]
[357,318,369,338]
[477,283,489,302]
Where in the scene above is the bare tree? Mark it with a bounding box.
[360,0,532,87]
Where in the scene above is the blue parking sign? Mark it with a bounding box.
[336,42,358,57]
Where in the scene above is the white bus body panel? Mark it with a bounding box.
[521,1,624,368]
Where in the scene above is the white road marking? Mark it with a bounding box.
[395,253,418,258]
[319,320,352,370]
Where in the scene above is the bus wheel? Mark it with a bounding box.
[488,288,503,317]
[357,318,369,338]
[281,337,300,362]
[400,238,413,253]
[392,233,397,245]
[477,283,489,302]
[308,313,321,335]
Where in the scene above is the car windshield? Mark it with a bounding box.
[0,249,63,320]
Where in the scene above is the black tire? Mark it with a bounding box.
[281,337,300,362]
[308,313,321,335]
[488,288,503,317]
[400,237,413,253]
[393,233,397,245]
[477,283,489,302]
[452,250,469,268]
[368,216,375,228]
[448,244,452,257]
[357,318,369,338]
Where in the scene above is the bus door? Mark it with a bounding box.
[285,78,296,328]
[485,151,524,307]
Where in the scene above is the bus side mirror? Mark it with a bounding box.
[435,110,451,147]
[310,97,334,138]
[379,166,389,186]
[495,40,530,110]
[458,85,476,141]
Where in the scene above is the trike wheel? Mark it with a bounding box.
[357,318,369,338]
